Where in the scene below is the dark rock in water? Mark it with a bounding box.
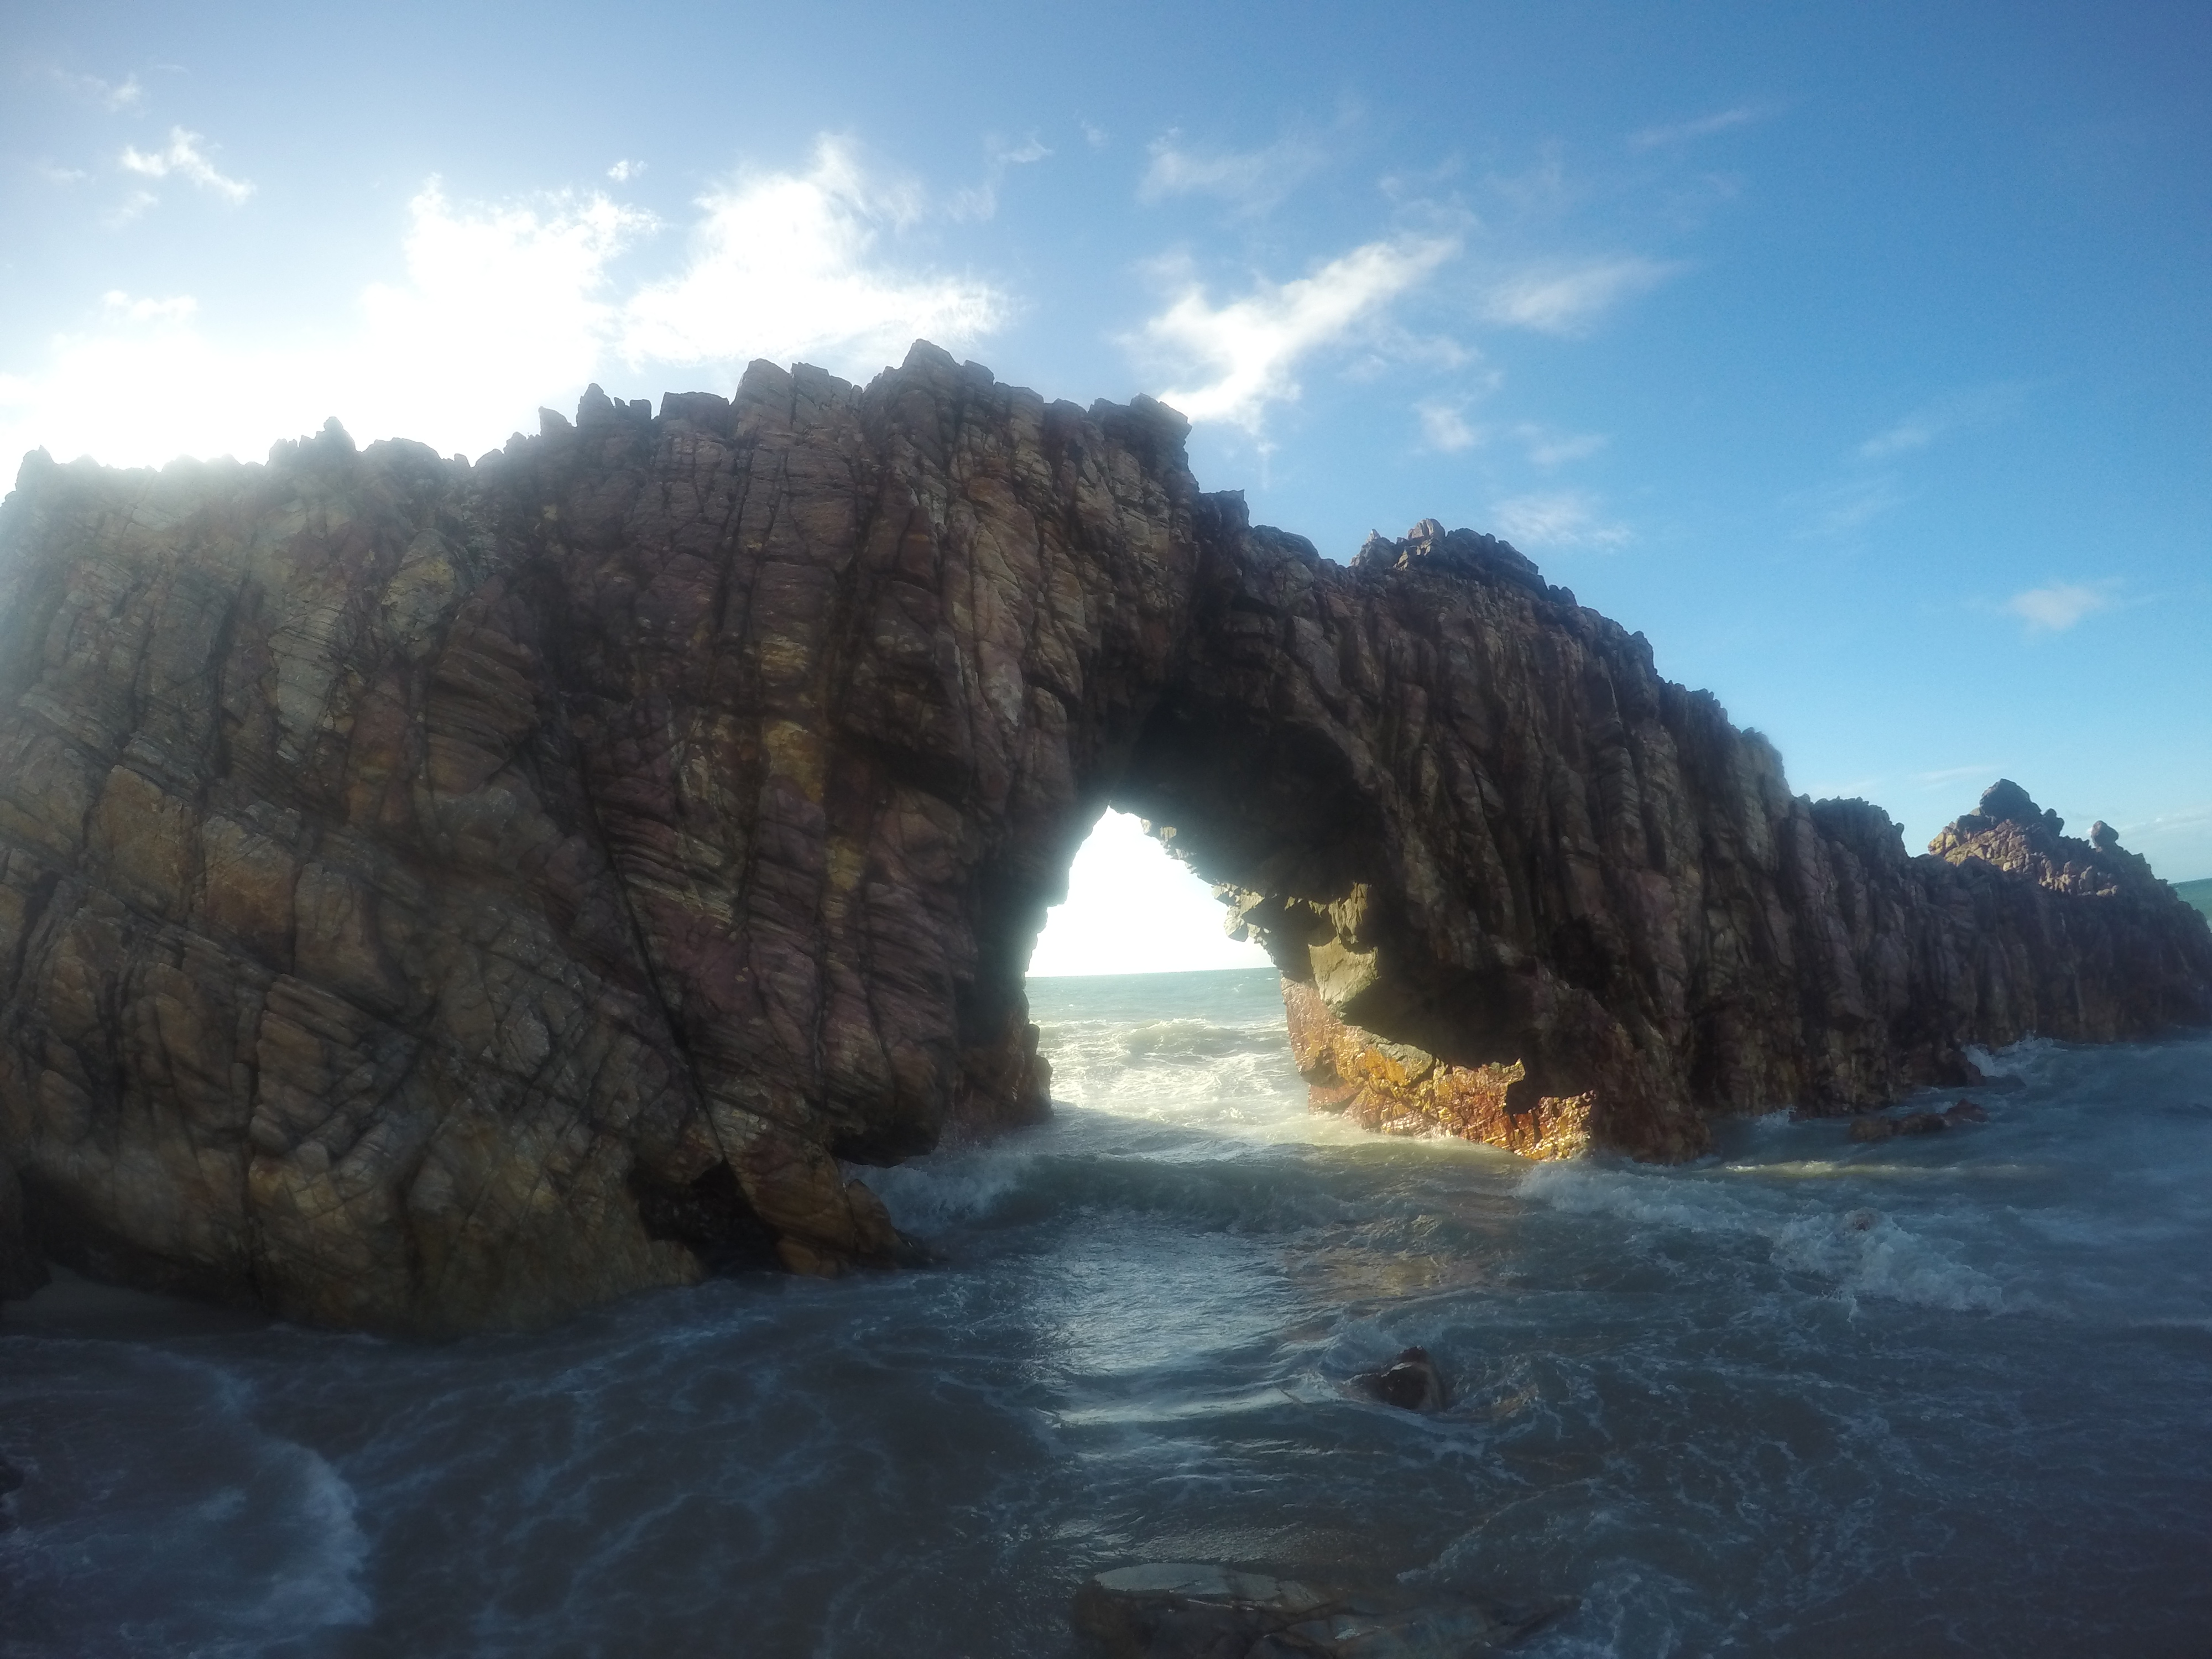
[1072,1563,1330,1657]
[1070,1562,1559,1657]
[1352,1345,1448,1412]
[1,346,2208,1333]
[1850,1110,1949,1143]
[1945,1099,1990,1124]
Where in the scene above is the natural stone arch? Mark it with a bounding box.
[0,342,2202,1334]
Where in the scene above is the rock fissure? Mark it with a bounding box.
[0,345,2205,1332]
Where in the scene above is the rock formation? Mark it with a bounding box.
[0,343,2205,1332]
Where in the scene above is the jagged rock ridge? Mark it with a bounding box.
[0,345,2204,1332]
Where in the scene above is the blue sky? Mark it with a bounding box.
[4,1,2208,971]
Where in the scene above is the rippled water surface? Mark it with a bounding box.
[5,967,2210,1656]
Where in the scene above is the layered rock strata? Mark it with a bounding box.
[0,343,2204,1331]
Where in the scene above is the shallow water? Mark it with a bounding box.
[4,967,2210,1657]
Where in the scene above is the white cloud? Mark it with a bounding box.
[1134,236,1458,433]
[105,189,159,228]
[50,69,143,111]
[1481,257,1680,335]
[1798,474,1904,538]
[1490,491,1631,550]
[1914,763,2001,788]
[1139,133,1323,212]
[1858,414,1940,460]
[1857,384,2025,460]
[1416,399,1482,452]
[1519,425,1606,467]
[1413,407,1608,465]
[1,142,1021,475]
[1082,122,1109,150]
[1629,106,1762,151]
[2005,582,2112,633]
[118,128,253,204]
[622,138,1009,374]
[101,290,197,322]
[950,133,1053,223]
[1,183,646,471]
[607,159,644,182]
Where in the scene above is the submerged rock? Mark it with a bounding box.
[1351,1346,1449,1412]
[1,347,2207,1332]
[1070,1562,1558,1657]
[1849,1110,1950,1144]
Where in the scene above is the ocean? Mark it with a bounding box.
[3,966,2209,1657]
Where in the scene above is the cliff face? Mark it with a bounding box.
[0,345,2204,1331]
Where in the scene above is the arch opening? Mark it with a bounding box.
[1024,810,1270,980]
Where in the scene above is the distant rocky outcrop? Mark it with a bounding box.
[0,345,2206,1332]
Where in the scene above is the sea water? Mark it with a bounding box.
[3,967,2209,1657]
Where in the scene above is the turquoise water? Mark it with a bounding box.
[4,967,2210,1656]
[2175,877,2212,922]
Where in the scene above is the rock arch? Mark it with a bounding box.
[0,343,2204,1333]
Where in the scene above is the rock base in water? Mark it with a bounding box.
[1349,1346,1449,1413]
[1071,1563,1559,1658]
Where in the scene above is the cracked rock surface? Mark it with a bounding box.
[0,344,2204,1332]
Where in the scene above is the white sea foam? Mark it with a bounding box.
[247,1441,373,1634]
[1518,1159,2012,1312]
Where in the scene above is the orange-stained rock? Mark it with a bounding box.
[1287,979,1620,1160]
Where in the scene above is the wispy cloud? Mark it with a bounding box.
[2005,581,2114,633]
[949,132,1054,222]
[1521,426,1606,467]
[1915,763,2001,788]
[1139,132,1324,213]
[49,68,143,110]
[1858,383,2026,460]
[1490,490,1631,550]
[606,159,644,182]
[1135,235,1458,432]
[101,290,197,322]
[622,137,1010,372]
[1796,474,1906,539]
[1412,406,1604,466]
[1629,105,1764,151]
[1416,399,1481,452]
[1480,255,1681,336]
[118,128,253,204]
[2109,802,2212,881]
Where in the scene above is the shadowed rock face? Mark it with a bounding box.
[0,344,2204,1331]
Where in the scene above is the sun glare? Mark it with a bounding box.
[1025,810,1272,977]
